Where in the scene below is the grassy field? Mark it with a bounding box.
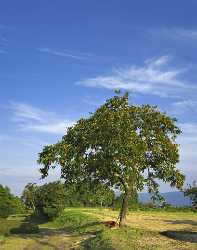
[0,208,196,250]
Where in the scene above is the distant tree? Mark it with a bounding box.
[0,184,25,217]
[21,183,37,211]
[38,93,185,226]
[22,181,67,218]
[114,191,138,210]
[37,181,67,218]
[75,180,115,207]
[184,183,197,210]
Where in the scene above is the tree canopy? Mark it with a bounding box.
[184,182,197,210]
[22,181,67,218]
[0,184,25,218]
[38,93,185,226]
[22,181,115,218]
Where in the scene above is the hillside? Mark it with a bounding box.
[139,191,192,206]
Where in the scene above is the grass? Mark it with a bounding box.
[0,208,196,249]
[81,208,197,250]
[0,218,22,237]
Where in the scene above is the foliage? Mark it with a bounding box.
[0,184,25,218]
[21,181,115,219]
[73,181,115,207]
[113,192,139,210]
[22,181,67,219]
[21,183,37,211]
[10,223,39,234]
[38,93,185,226]
[184,184,197,211]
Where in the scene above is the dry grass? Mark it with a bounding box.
[0,208,197,250]
[81,208,197,250]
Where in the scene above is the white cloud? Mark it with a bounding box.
[78,55,195,98]
[26,122,69,134]
[11,102,44,122]
[171,100,197,115]
[10,102,74,135]
[173,100,197,108]
[37,48,88,60]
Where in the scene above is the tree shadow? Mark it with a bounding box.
[24,213,49,225]
[9,214,112,249]
[160,230,197,243]
[9,226,79,250]
[10,213,48,235]
[164,219,197,227]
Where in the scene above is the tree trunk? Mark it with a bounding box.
[119,189,129,227]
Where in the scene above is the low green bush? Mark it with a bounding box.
[10,223,39,234]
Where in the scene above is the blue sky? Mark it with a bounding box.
[0,0,197,195]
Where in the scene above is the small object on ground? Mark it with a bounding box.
[103,220,116,228]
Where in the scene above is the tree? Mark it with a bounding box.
[22,181,67,218]
[21,183,37,211]
[0,184,25,218]
[184,183,197,210]
[38,181,68,218]
[75,180,115,207]
[38,93,185,226]
[114,191,138,210]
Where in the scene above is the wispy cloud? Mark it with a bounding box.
[0,135,12,142]
[0,134,49,150]
[10,102,74,135]
[179,123,197,143]
[78,55,195,98]
[178,123,197,173]
[149,27,197,41]
[82,95,105,107]
[163,28,197,40]
[171,100,197,115]
[175,28,197,39]
[37,48,89,60]
[0,49,7,54]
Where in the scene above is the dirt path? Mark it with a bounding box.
[0,227,91,250]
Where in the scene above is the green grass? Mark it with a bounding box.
[0,208,197,249]
[0,218,22,237]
